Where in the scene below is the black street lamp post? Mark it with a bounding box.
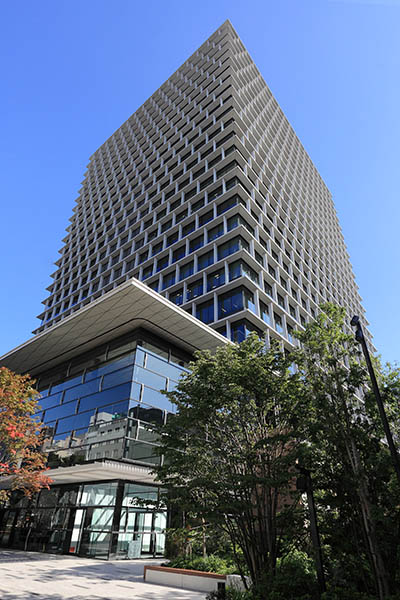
[296,466,326,597]
[350,315,400,488]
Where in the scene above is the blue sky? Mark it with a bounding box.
[1,0,399,363]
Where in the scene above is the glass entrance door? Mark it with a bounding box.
[0,510,17,547]
[69,508,84,554]
[116,509,167,559]
[78,506,114,558]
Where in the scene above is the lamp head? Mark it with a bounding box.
[350,315,360,327]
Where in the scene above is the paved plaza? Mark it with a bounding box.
[0,550,206,600]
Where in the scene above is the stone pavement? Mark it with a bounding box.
[0,550,206,600]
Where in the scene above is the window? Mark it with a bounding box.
[200,176,213,191]
[162,271,176,290]
[199,210,213,226]
[170,198,181,211]
[189,236,204,252]
[187,279,203,300]
[198,250,214,270]
[196,299,214,324]
[264,280,273,296]
[216,160,239,179]
[126,259,135,272]
[217,236,249,260]
[167,232,179,247]
[135,238,144,250]
[277,293,285,309]
[152,242,163,256]
[208,186,223,202]
[217,195,239,215]
[156,256,169,272]
[185,187,197,202]
[208,222,224,242]
[207,268,225,291]
[142,265,153,280]
[218,288,243,318]
[230,319,262,343]
[289,304,296,319]
[179,261,194,280]
[157,209,167,221]
[229,260,258,284]
[182,222,195,237]
[139,251,148,264]
[169,289,183,306]
[161,219,172,233]
[169,247,185,265]
[260,301,271,324]
[226,215,237,232]
[149,280,159,292]
[176,209,188,223]
[274,312,284,334]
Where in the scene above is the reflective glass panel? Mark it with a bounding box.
[102,366,134,390]
[63,379,101,403]
[86,507,114,531]
[37,392,63,411]
[85,353,135,381]
[95,400,130,423]
[141,386,174,412]
[137,422,159,443]
[80,482,118,506]
[44,400,77,423]
[133,366,167,391]
[125,441,161,465]
[56,410,96,434]
[78,383,131,413]
[51,375,83,395]
[135,404,164,426]
[145,354,183,381]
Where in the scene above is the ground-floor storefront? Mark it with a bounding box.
[0,480,167,560]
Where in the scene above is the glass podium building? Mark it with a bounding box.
[0,20,371,558]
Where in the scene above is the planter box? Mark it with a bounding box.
[143,565,226,593]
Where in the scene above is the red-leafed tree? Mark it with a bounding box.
[0,367,52,502]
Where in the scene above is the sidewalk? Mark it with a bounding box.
[0,550,206,600]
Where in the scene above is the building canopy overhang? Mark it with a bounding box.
[0,278,229,376]
[0,460,157,489]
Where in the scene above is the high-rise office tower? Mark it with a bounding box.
[34,20,368,347]
[0,21,370,559]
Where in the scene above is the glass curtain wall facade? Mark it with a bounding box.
[0,329,189,559]
[36,329,189,467]
[0,481,167,560]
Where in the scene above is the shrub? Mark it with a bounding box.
[321,591,376,600]
[164,554,237,575]
[256,550,318,600]
[206,588,253,600]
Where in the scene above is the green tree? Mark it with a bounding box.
[293,304,396,599]
[156,335,306,591]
